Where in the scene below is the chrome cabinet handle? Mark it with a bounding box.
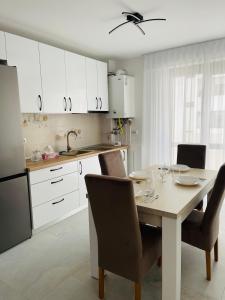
[99,97,102,110]
[52,198,64,205]
[63,97,67,111]
[69,97,72,111]
[79,161,83,175]
[38,95,42,111]
[96,97,98,110]
[50,166,63,172]
[51,178,63,184]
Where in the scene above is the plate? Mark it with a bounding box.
[129,171,149,181]
[175,176,200,186]
[170,164,190,172]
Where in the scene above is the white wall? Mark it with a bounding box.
[109,57,144,170]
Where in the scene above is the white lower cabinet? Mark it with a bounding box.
[33,191,79,229]
[78,156,101,207]
[31,172,78,207]
[29,151,127,230]
[30,161,79,229]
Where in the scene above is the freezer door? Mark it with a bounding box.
[0,175,32,253]
[0,65,26,179]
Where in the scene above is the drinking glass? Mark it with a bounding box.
[158,165,169,183]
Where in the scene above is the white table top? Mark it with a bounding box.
[133,166,217,219]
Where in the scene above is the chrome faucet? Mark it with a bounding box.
[67,130,78,152]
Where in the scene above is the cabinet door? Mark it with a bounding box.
[39,43,67,113]
[65,51,87,113]
[86,58,98,111]
[6,33,42,113]
[97,61,108,111]
[120,149,128,175]
[78,156,101,206]
[0,31,6,60]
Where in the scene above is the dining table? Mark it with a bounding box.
[88,165,217,300]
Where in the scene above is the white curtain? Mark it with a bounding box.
[142,38,225,170]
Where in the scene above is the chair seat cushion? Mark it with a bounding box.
[140,224,162,277]
[182,210,211,251]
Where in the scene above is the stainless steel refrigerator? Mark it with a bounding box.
[0,64,32,253]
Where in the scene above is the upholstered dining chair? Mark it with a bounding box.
[177,144,206,210]
[182,163,225,281]
[98,150,126,178]
[85,174,162,300]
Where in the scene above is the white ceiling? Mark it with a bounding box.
[0,0,225,60]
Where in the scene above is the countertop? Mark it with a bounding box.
[26,145,128,172]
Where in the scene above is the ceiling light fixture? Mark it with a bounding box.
[109,12,166,35]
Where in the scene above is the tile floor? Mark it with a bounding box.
[0,207,225,300]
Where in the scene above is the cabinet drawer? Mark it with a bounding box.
[31,172,78,207]
[29,161,78,184]
[32,191,79,229]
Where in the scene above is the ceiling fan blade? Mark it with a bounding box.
[134,23,145,35]
[122,11,140,22]
[109,20,132,34]
[139,18,166,24]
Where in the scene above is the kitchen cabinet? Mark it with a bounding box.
[39,43,67,113]
[86,58,108,111]
[97,61,109,111]
[29,161,79,229]
[28,149,128,229]
[65,51,87,113]
[78,156,101,206]
[0,31,6,60]
[5,33,43,113]
[33,191,79,229]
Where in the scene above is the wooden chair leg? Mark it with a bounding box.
[134,282,141,300]
[214,239,218,262]
[157,256,162,268]
[99,267,104,299]
[205,251,211,281]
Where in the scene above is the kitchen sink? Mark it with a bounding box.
[59,149,94,156]
[84,145,116,151]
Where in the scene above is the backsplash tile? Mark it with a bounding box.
[22,113,104,158]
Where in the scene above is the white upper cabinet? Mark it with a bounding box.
[65,51,87,113]
[97,61,108,111]
[5,33,43,113]
[86,58,108,112]
[39,43,67,113]
[86,58,99,111]
[0,31,6,60]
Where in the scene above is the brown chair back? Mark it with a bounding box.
[98,151,126,177]
[177,144,206,169]
[202,164,225,241]
[85,174,142,280]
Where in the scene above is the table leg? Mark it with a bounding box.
[88,202,99,279]
[162,216,181,300]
